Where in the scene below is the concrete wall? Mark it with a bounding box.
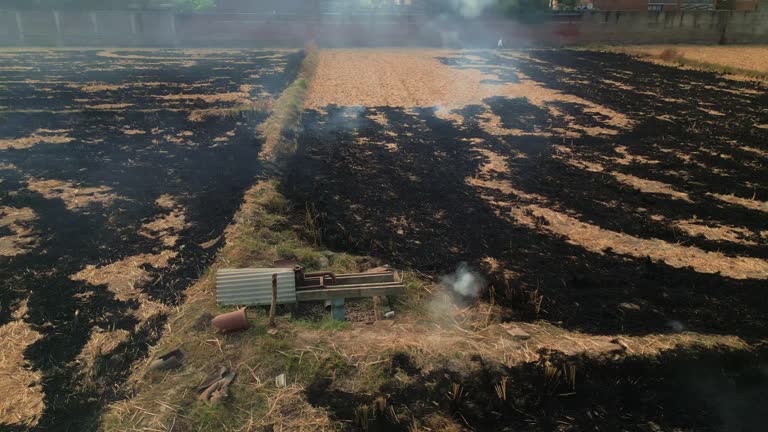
[0,10,178,46]
[0,10,766,47]
[549,10,768,45]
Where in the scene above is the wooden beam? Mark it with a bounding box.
[299,272,400,287]
[269,273,277,327]
[296,285,404,301]
[296,282,403,292]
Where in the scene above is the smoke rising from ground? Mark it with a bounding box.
[439,261,485,297]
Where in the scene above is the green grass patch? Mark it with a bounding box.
[329,252,359,273]
[293,314,352,331]
[276,245,326,269]
[100,176,395,431]
[258,42,320,161]
[99,42,431,427]
[394,272,431,316]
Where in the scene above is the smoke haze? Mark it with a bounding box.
[439,261,485,297]
[452,0,496,17]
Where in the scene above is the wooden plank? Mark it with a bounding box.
[296,285,404,301]
[296,282,403,291]
[299,272,399,287]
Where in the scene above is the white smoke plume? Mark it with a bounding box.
[439,262,485,297]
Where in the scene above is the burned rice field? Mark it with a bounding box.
[3,46,768,432]
[284,49,768,430]
[288,49,768,337]
[306,345,768,432]
[0,48,300,430]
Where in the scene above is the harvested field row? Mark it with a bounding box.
[281,47,768,432]
[287,49,768,336]
[621,44,768,75]
[0,48,301,430]
[0,49,294,113]
[305,49,630,133]
[3,45,768,432]
[80,47,768,432]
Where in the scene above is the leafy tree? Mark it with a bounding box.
[499,0,550,14]
[161,0,215,11]
[496,0,551,18]
[557,0,578,10]
[421,0,551,17]
[715,0,735,9]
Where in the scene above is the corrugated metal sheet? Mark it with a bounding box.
[216,268,297,306]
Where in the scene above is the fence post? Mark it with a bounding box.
[14,11,24,43]
[269,273,277,327]
[331,298,345,321]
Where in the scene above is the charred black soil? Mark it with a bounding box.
[0,49,300,430]
[284,50,768,338]
[307,346,768,431]
[286,51,768,429]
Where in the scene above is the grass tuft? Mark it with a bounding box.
[658,48,680,61]
[259,42,320,161]
[99,179,365,431]
[187,100,273,122]
[294,315,352,331]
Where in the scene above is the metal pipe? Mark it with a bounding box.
[295,284,325,291]
[293,265,305,283]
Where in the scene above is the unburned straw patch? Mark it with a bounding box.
[76,329,131,370]
[139,197,190,248]
[0,302,44,428]
[612,145,661,165]
[306,50,631,139]
[154,92,252,104]
[511,204,768,280]
[287,49,768,340]
[0,206,37,256]
[0,47,302,430]
[621,45,768,77]
[607,169,692,202]
[70,250,177,321]
[0,130,73,150]
[25,178,120,212]
[674,219,759,246]
[85,103,134,110]
[709,192,768,214]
